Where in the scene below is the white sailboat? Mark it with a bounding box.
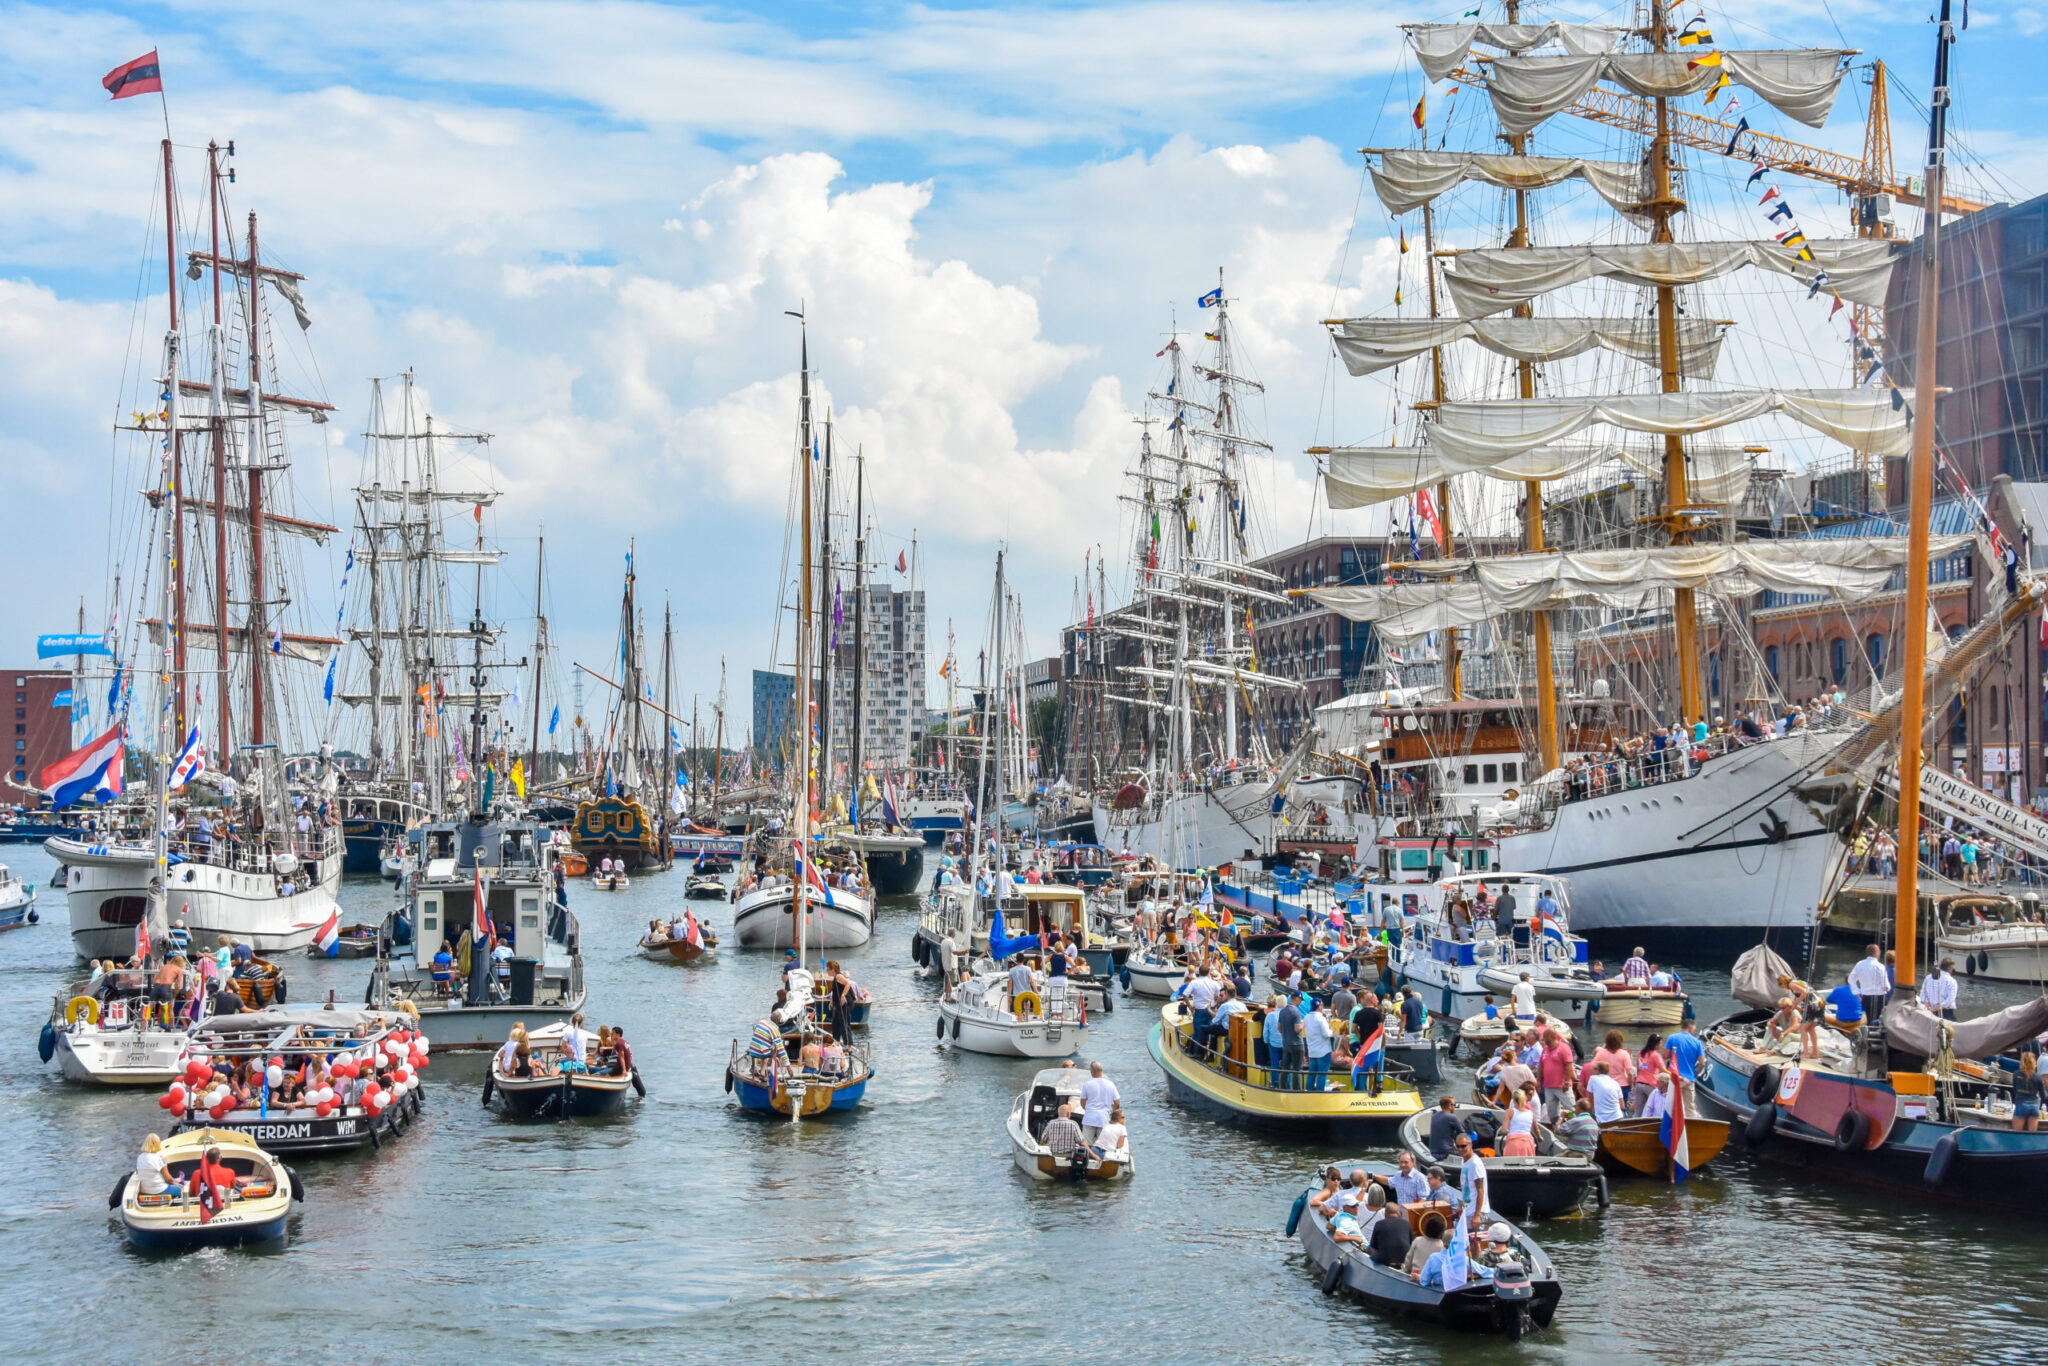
[54,137,342,961]
[1306,10,1958,948]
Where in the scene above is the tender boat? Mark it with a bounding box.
[1589,978,1688,1046]
[725,968,873,1119]
[1289,1161,1561,1339]
[1008,1066,1133,1181]
[731,873,874,950]
[0,862,38,931]
[593,868,631,892]
[1455,1006,1576,1060]
[837,828,927,897]
[1595,1116,1731,1181]
[1150,1000,1422,1137]
[685,873,727,900]
[369,817,586,1048]
[1387,1032,1448,1085]
[42,969,188,1086]
[638,913,718,964]
[227,955,289,1008]
[1397,1105,1607,1220]
[1391,874,1604,1022]
[485,1022,643,1118]
[309,923,386,959]
[115,1128,302,1252]
[167,1007,427,1154]
[1934,894,2048,983]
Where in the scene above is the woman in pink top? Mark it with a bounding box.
[1630,1034,1667,1116]
[1583,1031,1633,1105]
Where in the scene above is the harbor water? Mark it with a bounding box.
[4,843,2046,1364]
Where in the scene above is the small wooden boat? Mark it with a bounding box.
[1008,1066,1133,1181]
[685,874,727,900]
[638,916,718,964]
[485,1023,643,1119]
[1151,1000,1422,1138]
[1397,1105,1606,1221]
[593,870,631,892]
[308,924,382,959]
[1290,1162,1561,1339]
[230,957,289,1008]
[1593,978,1688,1038]
[1595,1116,1731,1180]
[559,849,590,877]
[114,1128,302,1252]
[726,1015,872,1118]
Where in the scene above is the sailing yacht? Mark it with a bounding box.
[54,138,343,960]
[1087,288,1304,867]
[1306,11,1944,948]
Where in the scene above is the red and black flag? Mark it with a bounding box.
[102,50,163,100]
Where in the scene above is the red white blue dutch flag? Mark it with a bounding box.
[314,908,341,957]
[102,50,163,100]
[1661,1063,1692,1182]
[42,724,126,808]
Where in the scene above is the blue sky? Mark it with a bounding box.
[2,0,2042,746]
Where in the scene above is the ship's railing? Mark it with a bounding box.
[168,824,340,876]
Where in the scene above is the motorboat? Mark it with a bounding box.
[1397,1105,1607,1221]
[1150,1000,1422,1138]
[1008,1066,1133,1181]
[593,867,631,892]
[725,968,873,1119]
[166,1007,427,1154]
[1387,1032,1448,1085]
[484,1022,643,1118]
[310,923,385,959]
[0,862,37,931]
[42,969,188,1086]
[637,912,718,964]
[1289,1162,1561,1339]
[685,873,727,900]
[114,1128,302,1252]
[1591,976,1689,1044]
[1934,894,2048,983]
[1122,945,1189,999]
[1455,1006,1577,1061]
[368,817,586,1048]
[1391,874,1603,1022]
[731,874,874,950]
[939,966,1089,1058]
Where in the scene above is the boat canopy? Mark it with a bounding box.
[1882,997,2048,1062]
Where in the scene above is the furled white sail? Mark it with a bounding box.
[1483,50,1853,135]
[1311,536,1973,642]
[1441,238,1895,318]
[1428,389,1909,465]
[1331,315,1724,378]
[1404,22,1626,82]
[1369,149,1649,219]
[1323,442,1753,507]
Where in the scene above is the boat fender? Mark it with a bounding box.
[64,996,100,1027]
[935,1015,946,1041]
[1743,1102,1777,1147]
[364,978,376,1007]
[368,1117,381,1150]
[1118,965,1131,991]
[38,1020,56,1064]
[108,1174,128,1210]
[1833,1109,1871,1153]
[559,1073,573,1120]
[912,937,927,967]
[723,1068,734,1094]
[1320,1257,1345,1295]
[631,1068,646,1098]
[1746,1064,1781,1108]
[274,976,288,1004]
[1285,1190,1308,1237]
[286,1166,305,1202]
[25,908,36,924]
[481,1073,495,1107]
[1101,991,1113,1015]
[1924,1130,1961,1186]
[951,1015,961,1042]
[1595,1174,1610,1208]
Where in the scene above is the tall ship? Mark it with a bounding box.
[53,136,344,958]
[1298,8,1982,948]
[572,555,668,871]
[332,372,506,872]
[1084,283,1307,868]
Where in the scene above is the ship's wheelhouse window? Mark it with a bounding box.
[1502,762,1518,782]
[1462,764,1479,784]
[1483,763,1498,784]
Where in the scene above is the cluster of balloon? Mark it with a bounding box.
[160,1052,218,1118]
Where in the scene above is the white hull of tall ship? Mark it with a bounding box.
[1492,731,1850,950]
[1093,783,1274,867]
[49,837,341,961]
[730,883,874,950]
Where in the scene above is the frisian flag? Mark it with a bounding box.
[1661,1055,1693,1182]
[102,50,163,100]
[42,723,125,808]
[314,907,341,958]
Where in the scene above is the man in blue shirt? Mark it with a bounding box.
[1665,1020,1705,1110]
[1386,1150,1429,1207]
[1826,981,1865,1026]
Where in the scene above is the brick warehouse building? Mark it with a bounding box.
[5,669,73,806]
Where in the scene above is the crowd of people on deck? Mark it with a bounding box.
[1034,1060,1130,1164]
[84,925,275,1027]
[1310,1145,1521,1289]
[496,1016,634,1080]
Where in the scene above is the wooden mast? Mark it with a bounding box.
[528,533,546,785]
[161,137,187,739]
[1421,202,1460,700]
[1645,1,1706,728]
[1894,0,1961,990]
[208,143,231,753]
[1503,0,1560,772]
[793,309,815,969]
[243,211,270,746]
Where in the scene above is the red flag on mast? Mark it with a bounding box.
[103,51,163,100]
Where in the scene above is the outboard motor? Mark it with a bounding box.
[1492,1261,1535,1339]
[1066,1147,1090,1182]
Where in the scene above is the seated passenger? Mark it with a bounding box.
[1402,1212,1447,1277]
[1553,1100,1602,1156]
[799,1037,823,1072]
[135,1133,170,1197]
[1473,1223,1520,1272]
[431,942,457,991]
[1041,1102,1085,1159]
[511,1041,536,1078]
[1368,1196,1414,1266]
[1825,980,1865,1026]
